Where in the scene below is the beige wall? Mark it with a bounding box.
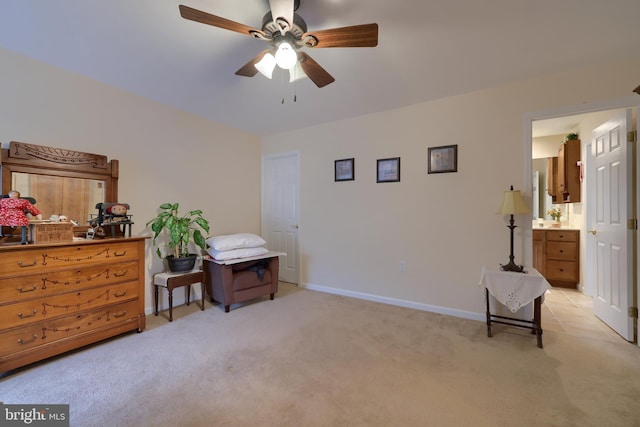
[262,57,640,318]
[533,134,565,159]
[2,44,639,320]
[0,47,262,313]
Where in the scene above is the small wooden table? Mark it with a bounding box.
[479,267,550,348]
[153,269,205,322]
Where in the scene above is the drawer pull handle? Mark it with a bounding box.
[114,290,127,298]
[113,271,127,278]
[18,310,38,319]
[113,310,127,318]
[18,259,38,268]
[18,285,38,293]
[559,268,564,272]
[114,251,127,257]
[559,250,564,253]
[17,335,38,345]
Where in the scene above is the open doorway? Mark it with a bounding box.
[527,97,639,344]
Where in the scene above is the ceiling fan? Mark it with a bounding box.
[179,0,378,88]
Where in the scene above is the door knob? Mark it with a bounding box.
[588,229,597,235]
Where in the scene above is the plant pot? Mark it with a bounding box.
[166,254,198,273]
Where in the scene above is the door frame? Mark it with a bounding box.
[523,94,639,346]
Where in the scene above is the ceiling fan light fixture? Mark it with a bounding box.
[274,41,298,70]
[179,3,378,89]
[289,61,307,83]
[255,52,277,79]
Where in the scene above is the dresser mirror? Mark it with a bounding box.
[11,172,106,223]
[1,141,119,240]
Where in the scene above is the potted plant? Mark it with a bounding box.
[564,132,579,142]
[146,202,210,272]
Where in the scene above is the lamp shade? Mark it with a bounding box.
[497,188,530,215]
[255,53,277,79]
[289,61,307,83]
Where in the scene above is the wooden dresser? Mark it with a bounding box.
[0,237,146,372]
[532,229,579,288]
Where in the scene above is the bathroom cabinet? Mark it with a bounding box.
[532,229,579,288]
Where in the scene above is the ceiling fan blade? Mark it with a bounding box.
[179,5,266,39]
[298,52,335,88]
[268,0,295,34]
[235,50,271,77]
[302,23,378,48]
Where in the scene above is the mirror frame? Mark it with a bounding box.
[1,141,119,229]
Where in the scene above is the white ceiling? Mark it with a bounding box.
[1,0,639,136]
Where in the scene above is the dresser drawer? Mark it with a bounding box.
[0,261,139,305]
[0,237,146,372]
[0,300,140,357]
[545,260,578,281]
[545,230,578,242]
[545,241,577,261]
[0,280,139,330]
[1,241,140,276]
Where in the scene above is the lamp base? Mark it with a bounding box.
[500,260,527,273]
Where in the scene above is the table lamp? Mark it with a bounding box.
[497,185,531,273]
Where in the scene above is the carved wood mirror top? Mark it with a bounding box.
[1,141,119,227]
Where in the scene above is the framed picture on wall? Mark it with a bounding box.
[377,157,400,183]
[335,158,355,181]
[428,144,458,174]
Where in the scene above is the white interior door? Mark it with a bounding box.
[262,152,300,284]
[589,110,634,341]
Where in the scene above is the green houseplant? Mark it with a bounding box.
[146,202,210,272]
[564,132,579,142]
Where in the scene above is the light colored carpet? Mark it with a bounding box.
[1,283,640,426]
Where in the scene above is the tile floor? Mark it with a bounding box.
[542,287,624,343]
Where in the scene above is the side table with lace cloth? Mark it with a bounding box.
[479,266,551,348]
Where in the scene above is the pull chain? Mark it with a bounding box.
[279,68,298,104]
[293,78,297,102]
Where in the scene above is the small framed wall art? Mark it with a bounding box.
[377,157,400,183]
[335,158,355,182]
[428,144,458,174]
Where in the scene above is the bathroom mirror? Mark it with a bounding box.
[532,158,553,220]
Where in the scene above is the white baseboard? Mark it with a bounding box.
[300,282,485,322]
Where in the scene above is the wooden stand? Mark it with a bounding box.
[485,289,544,348]
[153,270,205,322]
[480,267,549,349]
